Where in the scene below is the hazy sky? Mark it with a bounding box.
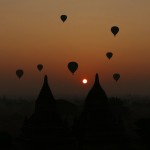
[0,0,150,99]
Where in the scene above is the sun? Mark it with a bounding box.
[82,79,88,84]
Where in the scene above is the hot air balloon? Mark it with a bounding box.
[113,73,120,82]
[106,52,113,59]
[68,62,78,74]
[16,69,24,79]
[111,26,119,36]
[37,64,43,72]
[60,15,67,22]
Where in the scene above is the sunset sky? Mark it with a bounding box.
[0,0,150,99]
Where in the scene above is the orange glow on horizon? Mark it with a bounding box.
[0,1,150,98]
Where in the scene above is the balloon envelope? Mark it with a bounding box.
[113,73,120,82]
[106,52,113,59]
[68,62,78,74]
[111,26,119,36]
[60,15,67,22]
[37,64,43,72]
[16,69,24,79]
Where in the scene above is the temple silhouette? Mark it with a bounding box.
[18,75,76,150]
[17,74,129,150]
[73,74,129,149]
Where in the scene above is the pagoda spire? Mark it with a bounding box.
[35,75,56,112]
[84,73,109,110]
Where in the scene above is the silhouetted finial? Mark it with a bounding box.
[94,73,100,87]
[44,75,48,83]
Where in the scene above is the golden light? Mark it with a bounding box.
[82,79,88,84]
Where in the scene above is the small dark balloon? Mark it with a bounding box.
[106,52,113,59]
[113,73,120,82]
[111,26,119,36]
[60,15,67,22]
[68,61,78,74]
[16,69,24,79]
[37,64,43,72]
